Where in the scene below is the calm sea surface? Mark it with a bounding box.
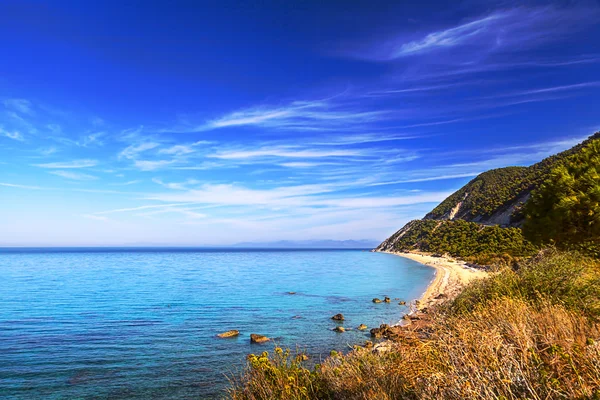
[0,248,434,399]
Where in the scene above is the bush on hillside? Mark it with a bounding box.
[524,138,600,257]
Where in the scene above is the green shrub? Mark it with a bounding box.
[524,138,600,257]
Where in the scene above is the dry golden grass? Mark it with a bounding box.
[228,250,600,400]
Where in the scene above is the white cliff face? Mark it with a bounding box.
[448,201,463,220]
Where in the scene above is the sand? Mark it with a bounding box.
[380,251,489,309]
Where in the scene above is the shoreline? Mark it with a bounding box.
[378,250,488,310]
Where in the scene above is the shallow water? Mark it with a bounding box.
[0,248,434,399]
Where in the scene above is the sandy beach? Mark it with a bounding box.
[380,251,489,309]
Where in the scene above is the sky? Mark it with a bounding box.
[0,0,599,246]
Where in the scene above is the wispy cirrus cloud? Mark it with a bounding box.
[355,5,599,61]
[3,98,33,115]
[49,170,97,180]
[208,146,364,160]
[33,159,98,169]
[160,98,388,133]
[278,161,342,168]
[119,142,160,160]
[133,159,177,171]
[499,81,600,97]
[141,179,450,209]
[157,140,211,156]
[54,132,105,148]
[0,127,25,141]
[395,12,509,57]
[0,182,44,190]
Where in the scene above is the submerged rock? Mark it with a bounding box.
[357,324,368,330]
[250,334,270,343]
[287,291,296,295]
[331,313,345,321]
[372,298,382,303]
[217,330,239,338]
[333,326,345,332]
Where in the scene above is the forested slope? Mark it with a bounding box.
[378,132,600,260]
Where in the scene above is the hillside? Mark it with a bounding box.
[424,131,600,227]
[377,132,600,259]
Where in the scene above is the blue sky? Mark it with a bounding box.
[1,0,599,246]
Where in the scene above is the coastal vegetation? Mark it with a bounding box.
[229,250,600,399]
[385,219,536,266]
[425,166,532,222]
[523,137,600,257]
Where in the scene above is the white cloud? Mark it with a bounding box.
[397,12,508,57]
[356,4,599,61]
[133,159,176,171]
[152,178,200,190]
[0,182,44,190]
[0,127,25,141]
[367,172,481,186]
[49,170,97,180]
[209,146,363,160]
[3,98,33,115]
[38,146,58,156]
[34,159,97,169]
[158,144,196,155]
[119,142,160,160]
[144,182,449,210]
[158,141,210,155]
[161,99,387,133]
[501,81,600,97]
[111,180,142,186]
[278,162,337,168]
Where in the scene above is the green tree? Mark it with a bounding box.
[524,139,600,257]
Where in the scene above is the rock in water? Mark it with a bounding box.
[372,298,382,303]
[250,334,270,343]
[217,330,239,338]
[357,324,367,330]
[384,297,391,303]
[331,313,345,321]
[399,301,406,305]
[333,326,345,332]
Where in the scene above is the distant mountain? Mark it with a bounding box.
[233,239,379,249]
[377,132,600,261]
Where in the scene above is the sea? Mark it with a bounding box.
[0,248,435,399]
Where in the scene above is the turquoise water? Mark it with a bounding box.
[0,248,434,399]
